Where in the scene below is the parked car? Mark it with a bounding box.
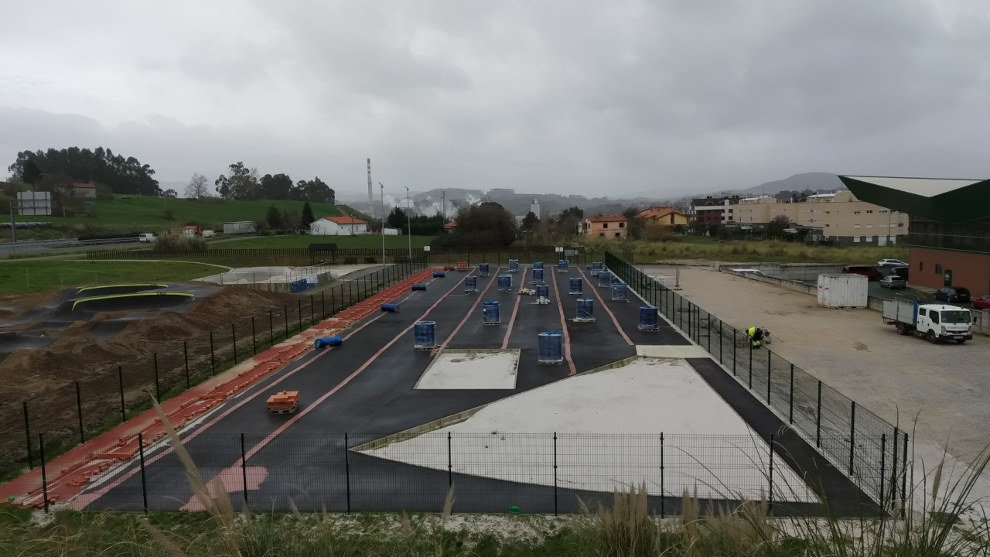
[973,295,990,310]
[879,274,906,289]
[842,265,883,281]
[877,258,908,267]
[933,286,971,304]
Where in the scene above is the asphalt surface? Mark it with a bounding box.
[78,265,862,514]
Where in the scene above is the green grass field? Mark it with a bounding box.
[3,196,342,233]
[0,259,227,294]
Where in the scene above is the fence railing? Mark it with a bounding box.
[0,260,426,480]
[67,432,823,515]
[604,251,907,510]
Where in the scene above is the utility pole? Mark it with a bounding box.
[378,182,386,264]
[9,200,16,242]
[405,186,412,260]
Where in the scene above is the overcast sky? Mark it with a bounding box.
[2,1,988,199]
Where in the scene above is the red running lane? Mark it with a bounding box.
[550,269,578,375]
[501,266,527,349]
[576,266,634,346]
[440,268,501,348]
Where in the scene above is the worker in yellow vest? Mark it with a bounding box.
[747,326,764,348]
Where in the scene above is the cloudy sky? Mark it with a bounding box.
[2,1,988,199]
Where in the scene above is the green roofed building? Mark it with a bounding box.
[839,176,990,297]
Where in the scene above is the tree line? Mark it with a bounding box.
[8,147,160,196]
[191,162,335,203]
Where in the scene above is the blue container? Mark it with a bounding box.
[380,303,399,312]
[482,300,500,325]
[611,281,628,302]
[536,284,550,298]
[638,305,659,330]
[597,270,612,287]
[413,321,436,349]
[590,261,604,276]
[411,283,427,291]
[464,275,478,292]
[568,277,582,295]
[533,261,544,270]
[497,274,512,291]
[314,336,343,348]
[478,263,490,277]
[537,331,563,364]
[575,298,595,322]
[508,259,519,272]
[557,259,569,272]
[532,267,544,283]
[433,271,446,278]
[290,278,310,293]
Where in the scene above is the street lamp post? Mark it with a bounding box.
[378,182,386,264]
[405,186,412,261]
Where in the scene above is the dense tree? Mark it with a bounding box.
[7,146,160,195]
[184,173,211,199]
[765,215,791,240]
[266,205,285,229]
[623,207,644,240]
[552,206,584,237]
[386,207,409,232]
[291,177,335,203]
[260,173,294,200]
[409,215,444,236]
[301,202,316,229]
[446,202,516,248]
[162,188,178,198]
[215,162,260,200]
[520,211,539,232]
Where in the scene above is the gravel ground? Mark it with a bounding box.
[642,264,990,508]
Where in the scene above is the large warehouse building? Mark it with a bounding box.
[840,176,990,297]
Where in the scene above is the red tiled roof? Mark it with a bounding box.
[324,216,366,225]
[636,206,678,219]
[444,219,458,229]
[586,214,626,223]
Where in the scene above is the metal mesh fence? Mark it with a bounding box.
[0,261,426,480]
[72,432,813,515]
[603,251,907,509]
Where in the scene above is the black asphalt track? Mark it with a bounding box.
[79,266,872,515]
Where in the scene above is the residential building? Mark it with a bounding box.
[310,216,368,235]
[636,206,689,227]
[581,214,628,239]
[691,196,740,227]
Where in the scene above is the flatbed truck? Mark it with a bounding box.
[881,299,972,344]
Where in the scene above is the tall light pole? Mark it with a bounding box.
[378,182,386,264]
[405,186,412,261]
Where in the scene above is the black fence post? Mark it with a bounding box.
[553,432,558,516]
[902,432,908,509]
[766,352,772,402]
[659,432,665,519]
[118,365,126,421]
[231,323,238,365]
[153,353,160,401]
[788,364,794,424]
[284,305,289,338]
[269,310,274,346]
[880,433,887,507]
[706,314,711,352]
[849,401,856,475]
[891,427,899,511]
[209,332,216,376]
[447,432,453,488]
[310,294,315,325]
[719,321,724,364]
[39,433,48,513]
[344,433,351,513]
[748,343,753,389]
[768,432,775,516]
[297,299,302,331]
[183,342,190,388]
[816,381,822,447]
[138,433,148,514]
[75,381,84,444]
[321,291,326,318]
[251,317,257,355]
[241,432,248,507]
[22,402,32,468]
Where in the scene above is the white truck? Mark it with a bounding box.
[882,299,973,344]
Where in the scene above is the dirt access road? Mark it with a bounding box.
[643,264,990,501]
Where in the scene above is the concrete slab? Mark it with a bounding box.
[415,349,520,390]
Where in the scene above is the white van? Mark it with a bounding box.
[138,233,156,243]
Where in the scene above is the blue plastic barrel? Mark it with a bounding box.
[497,274,512,291]
[411,283,427,291]
[533,261,544,270]
[568,277,582,295]
[482,300,500,325]
[557,259,569,272]
[532,268,544,283]
[537,331,563,364]
[638,305,659,330]
[597,270,612,287]
[464,275,478,292]
[508,259,519,272]
[611,281,628,302]
[314,336,343,348]
[380,303,399,312]
[413,321,436,350]
[536,284,550,298]
[575,298,595,322]
[590,261,604,276]
[478,263,490,277]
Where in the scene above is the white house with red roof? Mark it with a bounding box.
[310,215,368,235]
